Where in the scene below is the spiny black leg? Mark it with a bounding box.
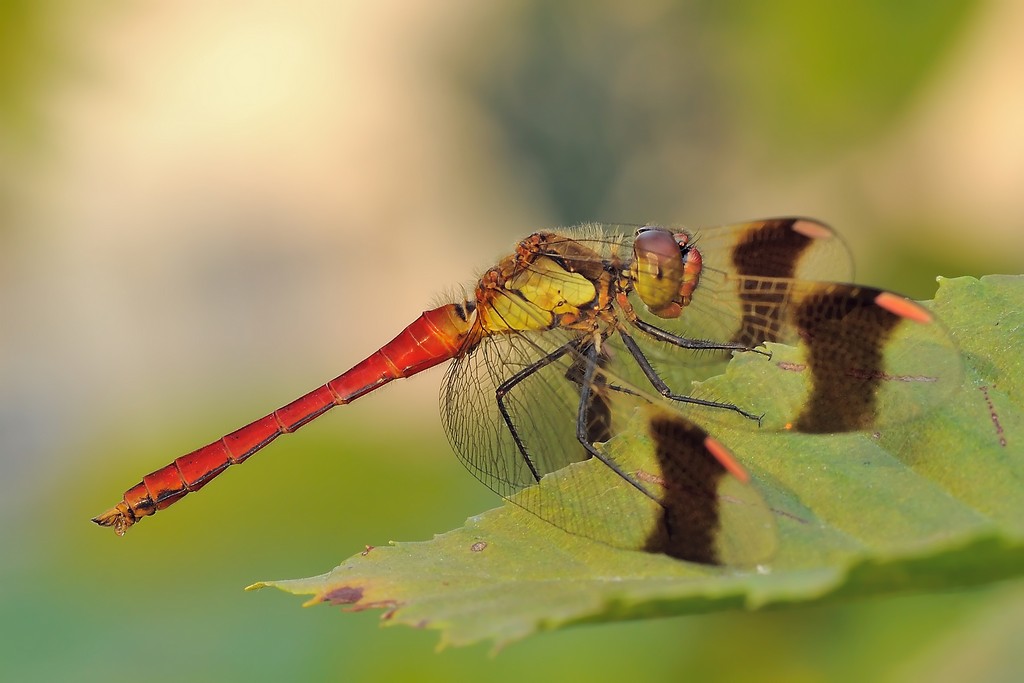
[574,341,662,506]
[618,328,763,425]
[495,341,576,483]
[630,317,771,358]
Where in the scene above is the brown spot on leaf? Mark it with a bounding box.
[979,385,1008,447]
[353,600,399,613]
[322,586,364,605]
[470,541,488,552]
[634,468,666,486]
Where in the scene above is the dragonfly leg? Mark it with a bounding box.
[618,327,763,425]
[628,316,771,357]
[494,341,576,483]
[574,342,662,506]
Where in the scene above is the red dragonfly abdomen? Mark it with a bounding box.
[93,303,477,535]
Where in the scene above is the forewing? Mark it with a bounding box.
[608,217,958,432]
[692,281,963,432]
[622,218,852,349]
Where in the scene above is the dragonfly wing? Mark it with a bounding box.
[696,280,963,432]
[441,330,585,496]
[440,329,776,565]
[627,408,777,565]
[601,218,959,433]
[620,218,853,350]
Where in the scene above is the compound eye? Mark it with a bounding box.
[631,227,685,317]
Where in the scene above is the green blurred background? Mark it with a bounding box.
[3,1,1022,681]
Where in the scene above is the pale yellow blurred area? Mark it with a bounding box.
[862,0,1024,235]
[3,1,545,482]
[699,0,1024,252]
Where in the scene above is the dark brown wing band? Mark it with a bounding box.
[793,286,903,433]
[730,219,816,346]
[643,415,727,564]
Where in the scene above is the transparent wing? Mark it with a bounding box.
[441,328,585,497]
[618,218,850,347]
[591,218,959,432]
[440,324,776,566]
[687,280,963,432]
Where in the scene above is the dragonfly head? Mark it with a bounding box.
[630,226,703,319]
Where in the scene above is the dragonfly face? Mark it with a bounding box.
[628,226,702,319]
[96,218,960,567]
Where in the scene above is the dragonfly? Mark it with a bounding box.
[93,218,959,565]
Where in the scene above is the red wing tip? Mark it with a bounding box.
[874,292,933,324]
[703,436,749,482]
[790,219,833,240]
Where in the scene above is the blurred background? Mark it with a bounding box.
[2,1,1022,681]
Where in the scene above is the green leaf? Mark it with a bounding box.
[249,275,1024,648]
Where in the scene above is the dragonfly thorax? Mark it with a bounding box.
[628,227,702,319]
[474,231,617,336]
